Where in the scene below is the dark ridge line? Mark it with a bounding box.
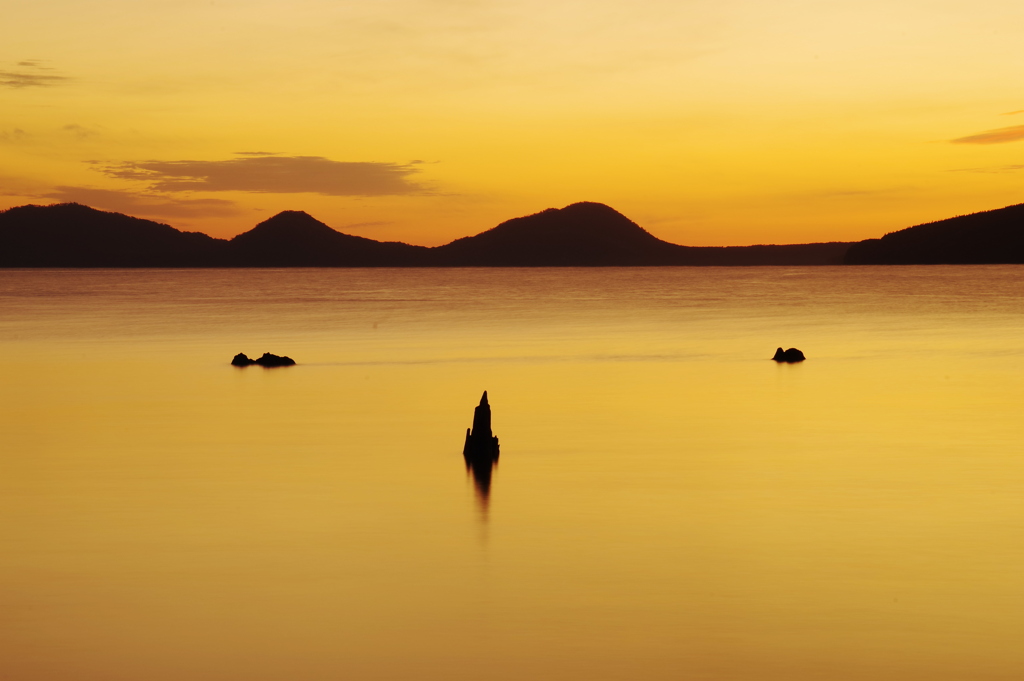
[13,198,1022,266]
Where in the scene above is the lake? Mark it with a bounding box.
[2,266,1023,680]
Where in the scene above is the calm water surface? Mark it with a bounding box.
[2,267,1024,680]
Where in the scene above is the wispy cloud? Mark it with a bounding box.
[93,155,428,196]
[43,186,242,219]
[948,164,1024,174]
[0,128,28,144]
[63,124,98,140]
[0,61,69,88]
[1000,110,1024,116]
[951,125,1024,145]
[805,186,913,199]
[340,220,393,230]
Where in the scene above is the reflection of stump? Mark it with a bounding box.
[463,391,500,507]
[465,454,497,505]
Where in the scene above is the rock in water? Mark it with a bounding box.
[231,352,256,366]
[773,347,806,363]
[464,391,500,460]
[463,391,500,513]
[255,352,296,367]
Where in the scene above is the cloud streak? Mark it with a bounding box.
[0,128,28,144]
[949,164,1024,174]
[43,186,241,219]
[0,61,69,88]
[95,155,427,196]
[950,125,1024,145]
[63,124,99,140]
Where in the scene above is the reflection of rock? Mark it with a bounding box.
[463,391,500,510]
[230,352,296,367]
[773,347,806,363]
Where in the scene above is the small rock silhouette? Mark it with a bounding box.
[231,352,295,367]
[773,347,805,363]
[256,352,295,367]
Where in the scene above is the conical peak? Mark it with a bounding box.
[480,391,489,406]
[251,210,326,232]
[560,201,621,215]
[268,209,314,220]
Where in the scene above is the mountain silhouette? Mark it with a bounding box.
[229,210,429,266]
[1,201,850,267]
[0,202,226,267]
[434,202,681,266]
[433,202,850,266]
[845,203,1024,264]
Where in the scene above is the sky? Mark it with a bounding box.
[2,0,1024,246]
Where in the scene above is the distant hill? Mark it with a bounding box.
[0,201,850,267]
[0,203,227,267]
[432,202,850,266]
[845,203,1024,264]
[433,202,679,266]
[229,210,429,266]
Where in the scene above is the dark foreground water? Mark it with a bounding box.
[2,267,1024,681]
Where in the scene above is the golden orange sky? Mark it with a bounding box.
[2,0,1024,246]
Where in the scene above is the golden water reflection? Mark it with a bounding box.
[1,267,1024,680]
